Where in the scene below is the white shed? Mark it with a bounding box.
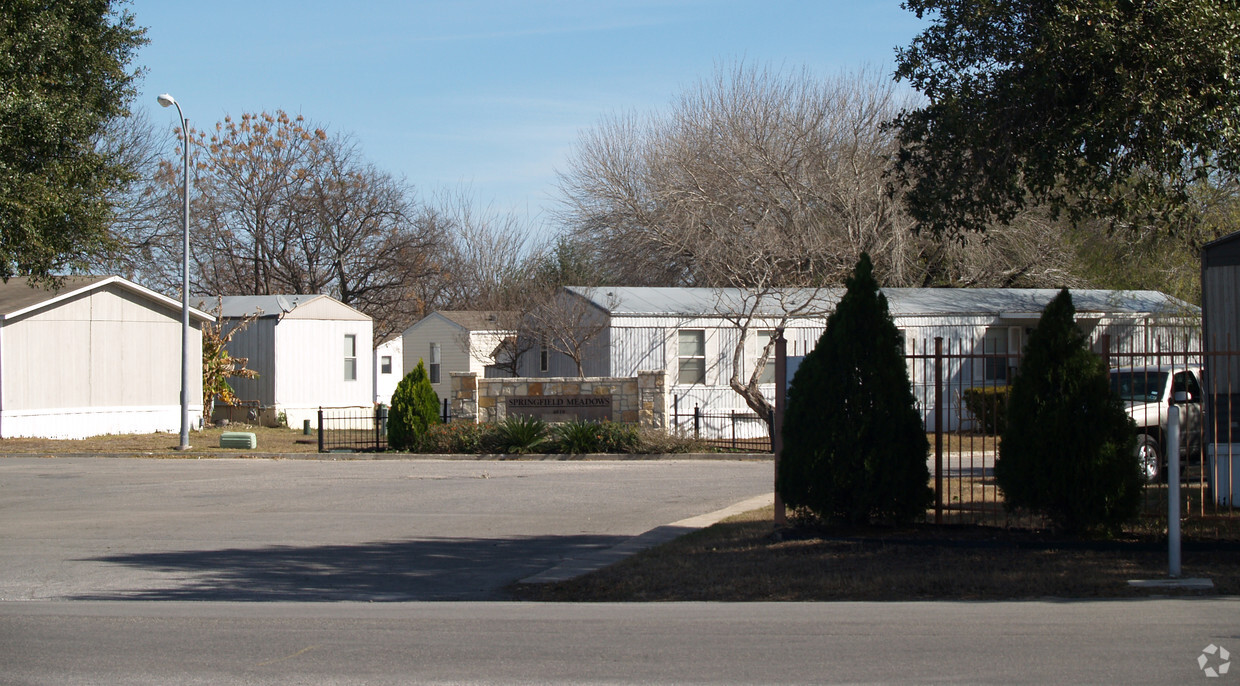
[373,335,403,406]
[0,275,212,438]
[209,294,373,429]
[402,311,514,403]
[522,286,1198,435]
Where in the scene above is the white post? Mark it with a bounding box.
[1167,405,1181,578]
[158,93,191,451]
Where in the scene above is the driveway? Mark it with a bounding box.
[0,457,771,601]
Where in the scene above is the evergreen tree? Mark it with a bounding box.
[995,289,1142,535]
[777,253,931,525]
[388,360,441,451]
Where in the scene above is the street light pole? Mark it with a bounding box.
[158,93,191,451]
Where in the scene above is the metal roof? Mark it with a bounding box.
[564,286,1198,319]
[198,291,369,317]
[0,275,213,322]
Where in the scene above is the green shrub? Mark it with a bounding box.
[994,289,1142,535]
[495,415,550,454]
[417,422,488,453]
[388,360,441,451]
[961,385,1010,434]
[553,420,641,454]
[777,253,932,525]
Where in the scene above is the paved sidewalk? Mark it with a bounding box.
[520,493,775,583]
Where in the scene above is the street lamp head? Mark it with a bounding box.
[157,93,178,108]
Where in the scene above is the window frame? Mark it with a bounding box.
[753,329,776,385]
[677,329,707,385]
[344,334,358,382]
[429,342,441,384]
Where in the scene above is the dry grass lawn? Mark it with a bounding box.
[509,506,1240,601]
[0,425,320,456]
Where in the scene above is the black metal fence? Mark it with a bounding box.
[909,335,1238,527]
[670,397,773,452]
[317,406,388,452]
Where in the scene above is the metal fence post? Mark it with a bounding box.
[934,337,943,525]
[317,407,324,453]
[694,404,701,438]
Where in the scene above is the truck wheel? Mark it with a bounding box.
[1136,434,1161,483]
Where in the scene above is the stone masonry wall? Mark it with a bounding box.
[449,371,667,428]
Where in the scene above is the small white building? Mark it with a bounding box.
[209,294,373,429]
[373,335,403,406]
[0,275,212,438]
[519,286,1198,435]
[402,311,514,403]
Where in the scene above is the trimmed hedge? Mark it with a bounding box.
[961,385,1010,434]
[410,420,703,455]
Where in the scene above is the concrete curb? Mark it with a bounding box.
[0,452,773,461]
[518,492,775,584]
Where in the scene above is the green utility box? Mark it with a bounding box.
[219,431,257,449]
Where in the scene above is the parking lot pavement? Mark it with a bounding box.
[0,457,772,601]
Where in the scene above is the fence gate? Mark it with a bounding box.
[317,406,388,452]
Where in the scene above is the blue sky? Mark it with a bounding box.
[131,1,927,227]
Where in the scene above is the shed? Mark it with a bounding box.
[1201,231,1240,442]
[0,275,213,438]
[402,311,515,402]
[208,294,373,429]
[520,286,1198,435]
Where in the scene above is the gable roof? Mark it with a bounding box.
[405,311,515,335]
[0,275,214,322]
[206,294,370,321]
[563,286,1197,319]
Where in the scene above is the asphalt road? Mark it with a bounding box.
[0,457,771,601]
[4,456,1237,685]
[3,599,1237,684]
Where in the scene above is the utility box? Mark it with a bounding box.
[1207,443,1240,507]
[219,431,257,449]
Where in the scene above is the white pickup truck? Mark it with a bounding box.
[1110,365,1204,482]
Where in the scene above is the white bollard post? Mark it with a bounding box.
[1167,405,1181,578]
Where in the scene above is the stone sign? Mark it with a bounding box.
[505,394,612,422]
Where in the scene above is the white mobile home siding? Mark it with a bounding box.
[374,337,403,406]
[0,283,206,438]
[273,318,372,428]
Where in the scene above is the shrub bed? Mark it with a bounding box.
[409,420,713,455]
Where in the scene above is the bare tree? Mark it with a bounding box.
[555,63,1084,417]
[522,287,616,378]
[114,111,447,340]
[432,190,543,311]
[556,64,911,415]
[92,110,181,286]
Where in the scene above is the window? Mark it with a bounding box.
[429,342,441,384]
[754,330,775,384]
[678,330,706,385]
[981,327,1020,383]
[380,356,392,374]
[539,337,549,373]
[344,334,357,381]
